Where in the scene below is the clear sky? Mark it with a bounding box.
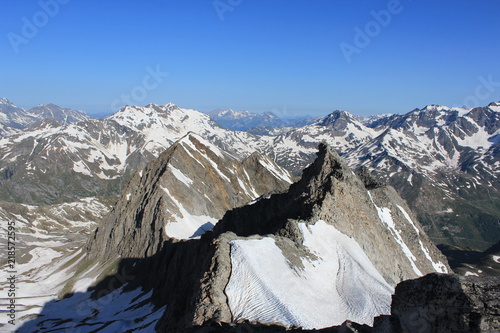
[1,0,499,117]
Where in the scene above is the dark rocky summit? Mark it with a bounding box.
[374,273,500,333]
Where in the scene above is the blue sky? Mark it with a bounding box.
[1,0,499,117]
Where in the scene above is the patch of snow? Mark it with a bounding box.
[397,205,448,273]
[367,193,422,276]
[225,220,392,329]
[258,156,293,184]
[407,173,413,186]
[72,160,93,176]
[161,186,217,239]
[169,165,193,186]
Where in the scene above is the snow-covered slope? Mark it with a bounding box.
[226,221,392,328]
[0,196,113,330]
[109,104,269,159]
[17,286,165,333]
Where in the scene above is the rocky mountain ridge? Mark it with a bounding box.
[86,132,292,259]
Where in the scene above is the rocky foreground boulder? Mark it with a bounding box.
[374,273,500,333]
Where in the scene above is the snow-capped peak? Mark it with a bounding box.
[212,109,251,119]
[327,109,355,119]
[421,104,450,112]
[0,97,14,105]
[318,109,359,126]
[419,104,470,116]
[164,102,178,109]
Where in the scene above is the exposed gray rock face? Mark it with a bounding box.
[374,273,500,333]
[86,133,292,259]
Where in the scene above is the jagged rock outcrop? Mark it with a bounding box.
[374,273,500,333]
[212,143,449,286]
[86,133,292,259]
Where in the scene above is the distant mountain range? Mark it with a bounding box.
[0,98,91,130]
[208,108,317,133]
[0,98,498,251]
[208,109,286,130]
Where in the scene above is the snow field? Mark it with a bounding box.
[225,220,393,329]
